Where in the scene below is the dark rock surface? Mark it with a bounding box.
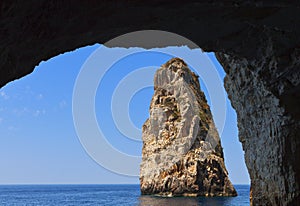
[140,58,237,197]
[216,44,300,205]
[0,1,299,205]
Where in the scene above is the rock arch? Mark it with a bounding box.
[0,1,299,205]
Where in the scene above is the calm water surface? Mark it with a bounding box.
[0,184,249,206]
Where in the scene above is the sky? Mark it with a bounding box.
[0,44,250,185]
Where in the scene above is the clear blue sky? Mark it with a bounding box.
[0,44,250,184]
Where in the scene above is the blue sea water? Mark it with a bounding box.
[0,184,249,206]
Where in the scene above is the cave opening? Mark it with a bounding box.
[0,44,249,187]
[1,2,300,204]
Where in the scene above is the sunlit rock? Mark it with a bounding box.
[140,58,236,197]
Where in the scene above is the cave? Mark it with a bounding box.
[1,1,299,205]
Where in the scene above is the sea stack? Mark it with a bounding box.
[140,58,237,197]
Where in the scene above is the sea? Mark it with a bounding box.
[0,184,250,206]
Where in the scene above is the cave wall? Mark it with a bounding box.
[1,1,299,205]
[216,39,300,205]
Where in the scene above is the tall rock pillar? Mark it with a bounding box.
[140,58,236,197]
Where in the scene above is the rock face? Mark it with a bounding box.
[140,58,236,197]
[216,42,300,205]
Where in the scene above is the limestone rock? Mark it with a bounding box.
[216,42,300,205]
[140,58,236,197]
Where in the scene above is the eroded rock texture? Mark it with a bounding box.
[216,41,300,205]
[140,58,236,197]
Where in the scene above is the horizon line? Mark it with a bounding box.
[0,183,250,186]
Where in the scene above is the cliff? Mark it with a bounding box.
[140,58,236,197]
